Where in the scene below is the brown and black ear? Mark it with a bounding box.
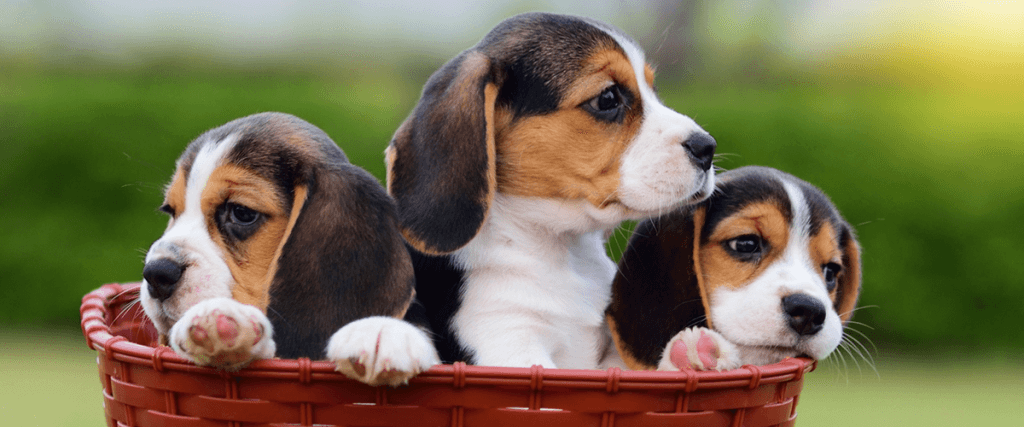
[268,161,415,360]
[386,50,499,255]
[835,227,862,324]
[606,205,709,370]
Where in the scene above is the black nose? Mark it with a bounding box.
[143,258,184,302]
[782,294,826,336]
[683,132,716,171]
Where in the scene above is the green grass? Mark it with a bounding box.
[4,329,1020,426]
[1,329,106,427]
[800,355,1023,426]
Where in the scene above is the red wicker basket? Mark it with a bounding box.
[81,283,815,427]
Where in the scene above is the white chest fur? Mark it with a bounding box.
[450,194,621,369]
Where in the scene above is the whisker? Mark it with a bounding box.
[844,326,880,354]
[111,286,140,301]
[685,315,708,329]
[266,306,294,332]
[846,304,880,313]
[842,332,880,377]
[856,218,885,227]
[834,342,851,383]
[113,298,141,324]
[671,297,703,312]
[840,340,864,375]
[843,320,876,330]
[844,342,864,379]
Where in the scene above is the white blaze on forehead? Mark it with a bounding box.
[152,134,240,249]
[185,134,239,216]
[780,178,816,273]
[782,178,811,240]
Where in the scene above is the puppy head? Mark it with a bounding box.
[387,12,716,254]
[609,166,860,368]
[141,113,413,356]
[697,166,861,363]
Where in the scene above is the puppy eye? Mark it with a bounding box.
[216,202,264,241]
[582,85,625,122]
[159,204,175,217]
[229,204,260,225]
[726,235,762,254]
[823,263,842,291]
[591,87,621,111]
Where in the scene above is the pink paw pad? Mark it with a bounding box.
[249,315,264,346]
[669,330,722,370]
[670,340,691,370]
[216,314,239,346]
[695,330,720,370]
[188,314,214,352]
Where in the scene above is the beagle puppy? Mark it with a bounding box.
[140,112,439,386]
[605,166,861,371]
[386,13,716,368]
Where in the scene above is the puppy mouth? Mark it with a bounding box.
[623,174,712,216]
[141,293,183,332]
[744,342,823,361]
[145,305,175,333]
[686,170,715,203]
[685,183,710,204]
[728,334,815,360]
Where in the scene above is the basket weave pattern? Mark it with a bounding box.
[81,283,815,427]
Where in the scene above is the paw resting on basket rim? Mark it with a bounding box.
[657,327,741,372]
[327,317,440,387]
[168,297,276,371]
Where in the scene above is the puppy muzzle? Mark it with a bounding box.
[683,132,716,172]
[143,258,186,302]
[782,293,827,337]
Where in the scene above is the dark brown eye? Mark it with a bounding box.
[229,204,259,225]
[727,235,762,254]
[216,202,264,241]
[159,204,175,216]
[582,85,625,122]
[823,263,842,291]
[723,234,767,262]
[591,87,620,111]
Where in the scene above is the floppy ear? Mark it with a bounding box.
[835,228,862,324]
[386,50,499,255]
[606,205,709,370]
[267,164,415,359]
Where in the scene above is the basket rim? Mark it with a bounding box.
[82,282,815,391]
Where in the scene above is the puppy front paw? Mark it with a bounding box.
[326,317,440,387]
[657,327,740,372]
[169,298,275,371]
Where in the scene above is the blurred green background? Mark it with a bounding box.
[2,0,1022,425]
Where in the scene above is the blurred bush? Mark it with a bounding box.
[2,62,1020,353]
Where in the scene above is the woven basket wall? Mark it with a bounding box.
[81,283,815,427]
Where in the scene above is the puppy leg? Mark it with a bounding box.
[326,317,440,387]
[169,298,276,371]
[657,327,741,372]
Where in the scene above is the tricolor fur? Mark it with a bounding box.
[606,166,861,371]
[141,112,438,385]
[387,13,716,368]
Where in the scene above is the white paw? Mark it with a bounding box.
[326,317,440,387]
[168,298,275,371]
[657,327,740,372]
